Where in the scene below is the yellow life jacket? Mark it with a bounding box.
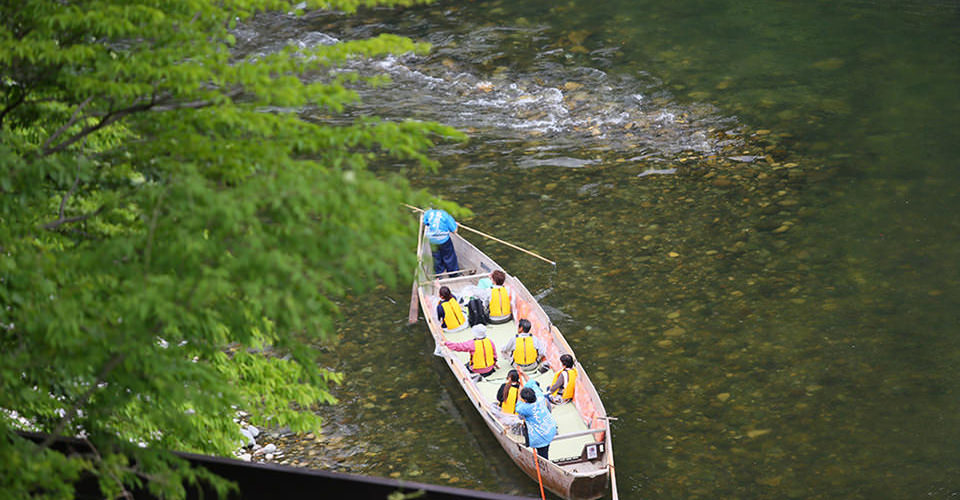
[471,338,495,370]
[441,298,465,330]
[551,367,578,400]
[500,383,520,414]
[490,286,510,317]
[513,335,537,365]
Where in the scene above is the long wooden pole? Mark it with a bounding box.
[407,280,419,325]
[404,204,557,266]
[531,447,546,500]
[408,213,425,325]
[607,427,620,500]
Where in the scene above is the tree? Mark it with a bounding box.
[0,0,459,498]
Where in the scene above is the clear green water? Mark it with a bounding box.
[244,0,960,497]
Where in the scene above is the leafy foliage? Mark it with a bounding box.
[0,0,460,498]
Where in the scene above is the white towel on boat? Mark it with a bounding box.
[460,284,491,303]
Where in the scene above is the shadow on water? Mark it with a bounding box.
[236,0,960,498]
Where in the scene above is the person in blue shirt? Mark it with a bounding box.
[424,208,459,277]
[515,379,558,460]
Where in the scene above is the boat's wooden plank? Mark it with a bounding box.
[550,403,594,462]
[553,428,609,441]
[408,279,420,325]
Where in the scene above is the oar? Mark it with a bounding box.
[403,204,557,266]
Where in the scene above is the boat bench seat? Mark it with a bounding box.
[548,402,596,463]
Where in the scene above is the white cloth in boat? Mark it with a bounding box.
[458,284,491,303]
[490,401,523,432]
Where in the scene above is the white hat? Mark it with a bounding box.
[472,324,487,338]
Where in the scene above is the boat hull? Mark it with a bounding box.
[416,232,614,500]
[432,340,609,500]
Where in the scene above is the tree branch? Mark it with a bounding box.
[57,168,82,221]
[0,88,28,128]
[148,96,230,112]
[42,205,105,230]
[40,353,126,450]
[40,89,243,157]
[139,87,243,113]
[83,437,134,500]
[143,184,169,274]
[41,95,96,152]
[42,101,154,157]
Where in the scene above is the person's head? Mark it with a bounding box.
[439,286,452,301]
[472,324,487,339]
[491,269,506,285]
[520,387,536,403]
[506,370,519,383]
[517,318,532,334]
[560,354,574,369]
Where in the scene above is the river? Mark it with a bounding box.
[235,0,960,498]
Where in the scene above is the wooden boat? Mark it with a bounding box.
[414,224,618,500]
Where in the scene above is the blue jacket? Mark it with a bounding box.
[424,209,457,244]
[515,379,557,449]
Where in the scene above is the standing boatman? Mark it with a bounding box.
[424,208,459,277]
[516,379,558,460]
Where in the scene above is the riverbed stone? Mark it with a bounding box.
[254,443,277,456]
[712,176,733,187]
[239,428,255,447]
[664,327,685,337]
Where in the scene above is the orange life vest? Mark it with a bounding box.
[490,286,510,317]
[551,367,578,400]
[441,298,465,330]
[513,335,537,365]
[471,338,495,371]
[500,383,520,414]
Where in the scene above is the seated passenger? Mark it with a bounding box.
[445,325,498,378]
[547,354,577,404]
[516,380,558,460]
[496,370,523,414]
[487,270,513,324]
[436,285,467,333]
[500,319,545,372]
